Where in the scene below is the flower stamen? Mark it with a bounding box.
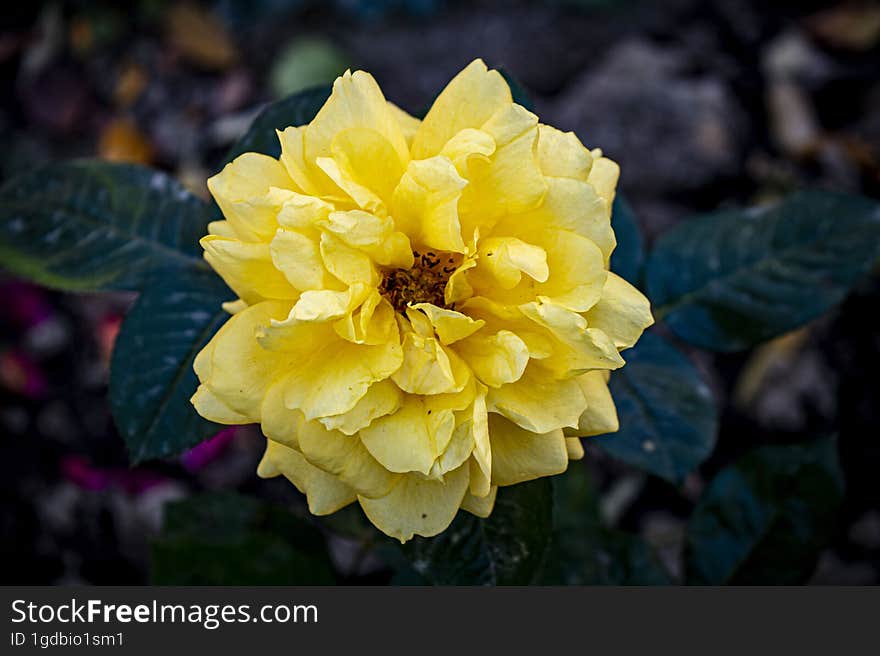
[379,250,461,313]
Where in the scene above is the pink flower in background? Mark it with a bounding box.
[61,455,167,495]
[180,427,238,473]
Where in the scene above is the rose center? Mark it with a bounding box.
[379,249,461,313]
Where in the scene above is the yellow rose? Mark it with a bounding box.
[192,59,653,542]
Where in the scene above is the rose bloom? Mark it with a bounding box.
[192,60,652,542]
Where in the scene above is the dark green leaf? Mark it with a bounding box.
[610,195,644,286]
[109,267,230,463]
[0,160,211,291]
[544,463,673,585]
[647,190,880,351]
[151,491,335,585]
[224,86,331,162]
[685,437,844,585]
[401,478,553,585]
[596,331,718,484]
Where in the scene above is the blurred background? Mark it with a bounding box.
[1,0,878,584]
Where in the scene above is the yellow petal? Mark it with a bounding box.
[482,102,539,146]
[391,156,468,253]
[359,396,453,475]
[318,378,402,435]
[370,231,414,269]
[565,370,619,437]
[458,105,547,232]
[584,272,654,349]
[191,386,251,424]
[475,236,549,289]
[260,378,299,448]
[208,220,236,238]
[360,378,478,476]
[257,295,361,353]
[318,209,414,271]
[328,127,407,207]
[207,153,293,241]
[467,229,606,313]
[259,440,356,515]
[358,464,470,542]
[454,329,529,388]
[391,331,470,395]
[316,155,385,214]
[387,101,421,147]
[439,127,496,176]
[270,228,337,292]
[286,284,370,324]
[536,124,593,180]
[201,235,297,304]
[461,485,497,517]
[495,177,616,263]
[566,437,585,460]
[410,303,484,344]
[461,296,554,359]
[277,126,326,197]
[275,190,335,230]
[444,257,477,305]
[192,300,293,420]
[486,363,585,433]
[470,386,492,497]
[412,59,511,160]
[281,337,403,421]
[489,413,568,486]
[222,299,248,315]
[295,413,398,497]
[320,232,379,287]
[432,409,478,477]
[334,291,398,345]
[306,70,410,169]
[520,300,624,376]
[533,229,607,312]
[321,209,392,248]
[587,154,619,205]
